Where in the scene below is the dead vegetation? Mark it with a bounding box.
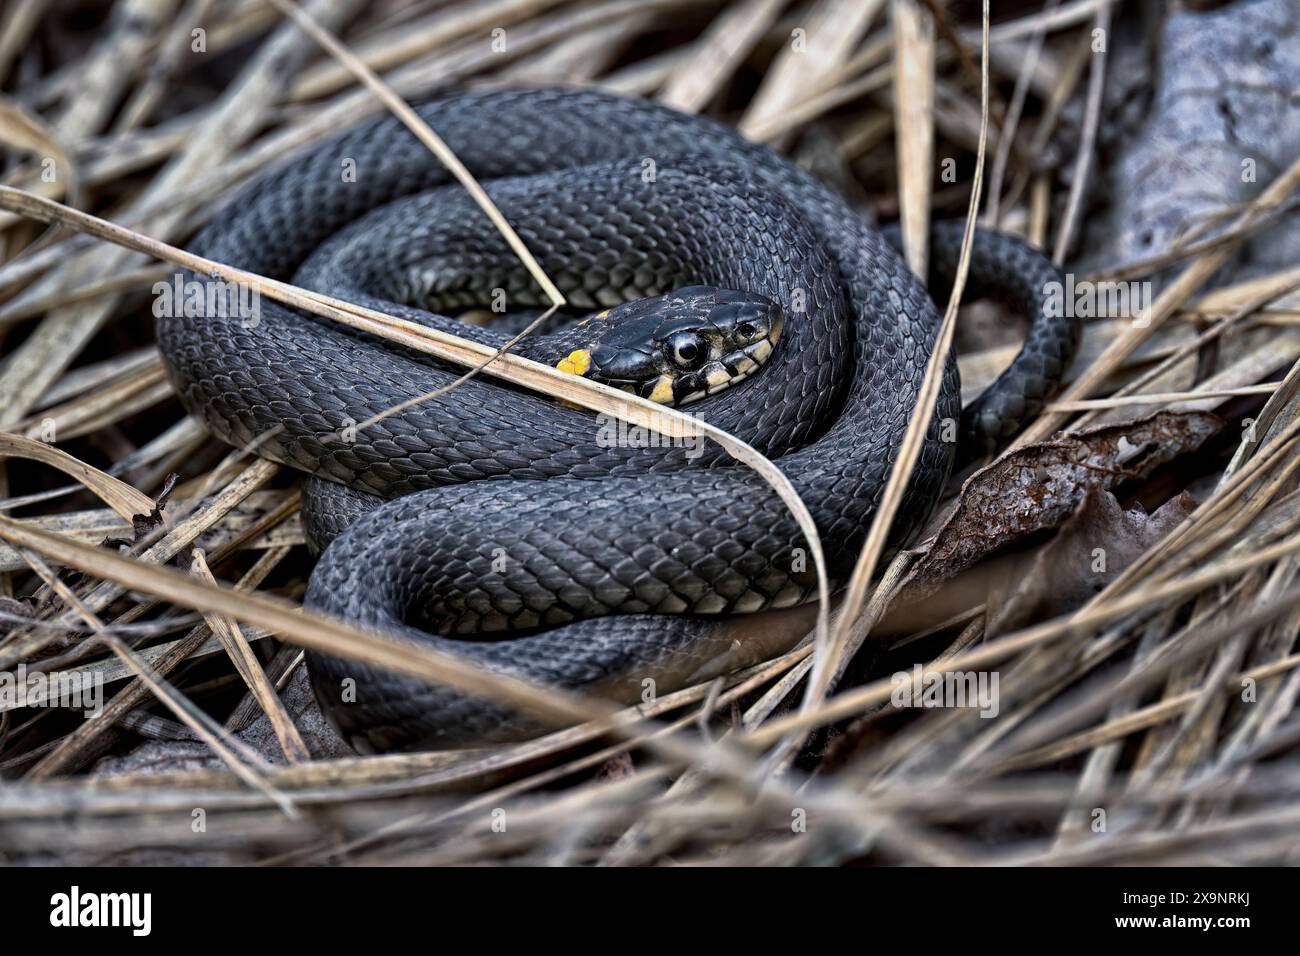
[1,0,1299,865]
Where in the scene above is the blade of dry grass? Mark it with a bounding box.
[0,96,81,224]
[189,548,309,764]
[0,432,155,520]
[739,0,886,142]
[1051,0,1110,264]
[891,0,936,277]
[795,0,991,716]
[658,0,786,112]
[265,0,564,308]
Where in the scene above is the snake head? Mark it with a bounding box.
[554,286,783,406]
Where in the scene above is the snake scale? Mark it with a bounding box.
[157,87,1078,752]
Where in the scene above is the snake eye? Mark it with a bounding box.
[666,331,705,369]
[736,322,756,340]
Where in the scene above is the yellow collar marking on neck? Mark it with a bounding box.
[556,349,592,376]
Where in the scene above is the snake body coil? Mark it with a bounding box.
[158,88,1078,752]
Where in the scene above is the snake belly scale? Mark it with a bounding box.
[157,87,1078,752]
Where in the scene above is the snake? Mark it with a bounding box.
[156,87,1078,753]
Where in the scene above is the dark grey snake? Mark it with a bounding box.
[157,87,1078,753]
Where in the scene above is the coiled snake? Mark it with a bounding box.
[157,87,1078,752]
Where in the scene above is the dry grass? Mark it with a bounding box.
[0,0,1297,866]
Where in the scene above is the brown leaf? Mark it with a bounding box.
[987,487,1199,634]
[909,410,1221,590]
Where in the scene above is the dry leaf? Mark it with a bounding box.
[910,409,1222,589]
[987,487,1199,633]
